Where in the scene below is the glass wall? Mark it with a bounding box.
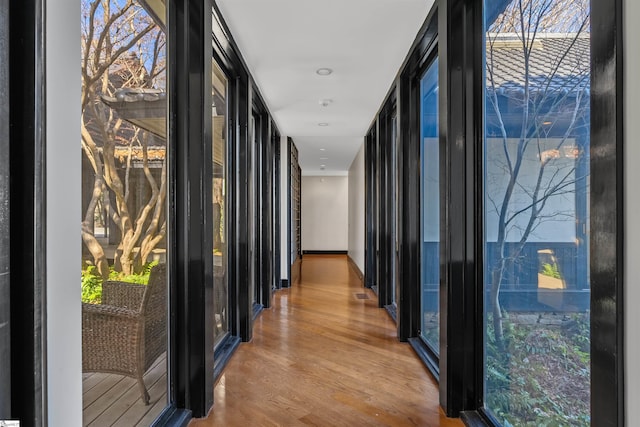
[483,1,591,425]
[391,112,398,308]
[80,0,168,423]
[212,61,229,347]
[420,58,440,353]
[250,113,258,309]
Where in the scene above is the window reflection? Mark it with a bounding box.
[483,1,591,425]
[80,0,168,422]
[420,58,440,353]
[212,61,229,346]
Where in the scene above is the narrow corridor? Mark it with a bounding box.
[190,255,462,426]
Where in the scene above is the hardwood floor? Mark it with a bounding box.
[190,254,462,427]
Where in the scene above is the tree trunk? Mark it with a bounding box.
[491,265,505,349]
[119,233,136,276]
[81,230,110,280]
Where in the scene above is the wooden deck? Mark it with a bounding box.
[190,254,463,427]
[82,354,167,426]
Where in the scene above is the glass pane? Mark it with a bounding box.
[420,58,439,353]
[250,115,257,306]
[483,1,590,425]
[212,61,228,346]
[81,0,168,422]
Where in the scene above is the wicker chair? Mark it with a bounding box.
[82,263,167,405]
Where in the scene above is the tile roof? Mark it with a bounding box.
[101,88,167,139]
[486,33,589,96]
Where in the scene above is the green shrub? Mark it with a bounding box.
[81,264,103,304]
[81,260,158,303]
[485,313,590,426]
[540,262,561,279]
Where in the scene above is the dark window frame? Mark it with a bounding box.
[399,8,440,375]
[272,128,282,291]
[368,0,624,424]
[211,2,257,345]
[167,0,215,417]
[589,0,625,423]
[444,0,625,424]
[365,126,378,291]
[377,94,397,311]
[251,91,278,311]
[6,0,280,424]
[8,0,47,423]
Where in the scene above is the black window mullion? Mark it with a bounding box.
[397,68,420,342]
[236,75,252,341]
[439,0,482,416]
[168,0,213,416]
[262,118,273,306]
[8,0,46,424]
[590,0,624,424]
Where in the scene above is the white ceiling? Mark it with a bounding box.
[216,0,433,175]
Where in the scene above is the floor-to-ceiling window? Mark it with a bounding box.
[376,98,399,313]
[365,129,376,290]
[80,1,168,422]
[483,1,591,425]
[392,112,400,312]
[420,58,440,353]
[250,112,259,313]
[212,60,229,348]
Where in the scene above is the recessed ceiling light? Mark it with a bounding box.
[318,122,329,127]
[320,164,326,168]
[316,68,333,76]
[319,148,326,151]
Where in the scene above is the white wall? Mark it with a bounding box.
[280,136,290,280]
[348,142,365,273]
[47,0,83,424]
[485,138,577,243]
[301,176,349,251]
[625,1,640,424]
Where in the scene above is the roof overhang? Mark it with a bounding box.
[101,89,167,139]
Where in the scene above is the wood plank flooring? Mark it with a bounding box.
[82,353,167,426]
[191,254,462,427]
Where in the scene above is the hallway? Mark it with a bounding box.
[190,255,462,426]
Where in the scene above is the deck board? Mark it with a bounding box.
[82,354,166,426]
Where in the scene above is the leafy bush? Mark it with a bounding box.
[485,313,590,427]
[540,262,561,279]
[81,260,158,303]
[81,264,103,304]
[107,260,158,284]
